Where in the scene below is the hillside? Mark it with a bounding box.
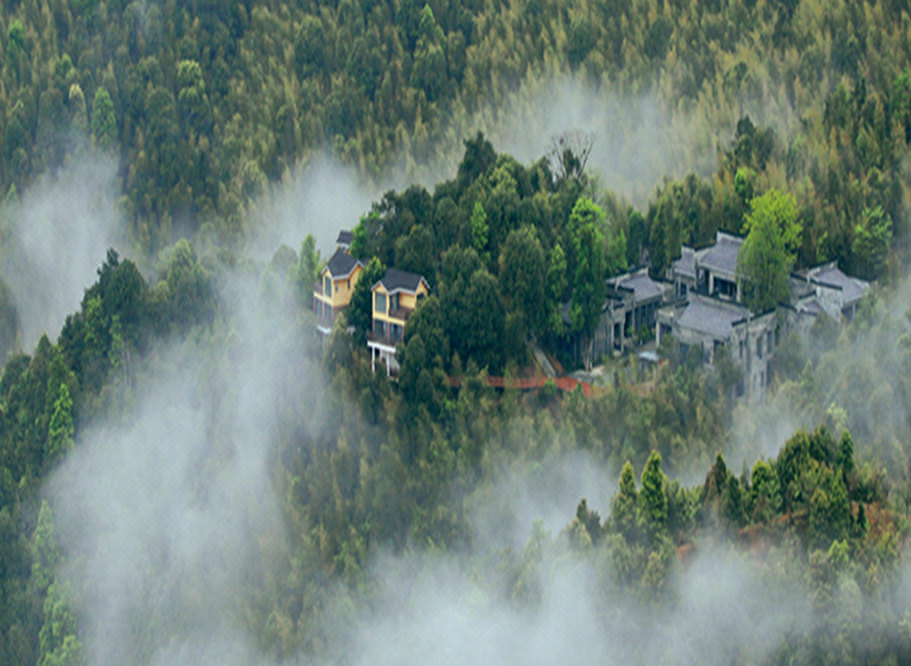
[1,1,911,665]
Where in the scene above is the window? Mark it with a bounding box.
[374,319,386,339]
[390,293,400,312]
[375,292,386,314]
[324,275,331,296]
[757,337,763,359]
[767,330,773,352]
[347,279,351,289]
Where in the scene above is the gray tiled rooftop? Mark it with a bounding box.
[677,298,750,339]
[698,235,742,277]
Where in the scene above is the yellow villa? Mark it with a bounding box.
[368,268,430,376]
[313,248,364,335]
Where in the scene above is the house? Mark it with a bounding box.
[313,248,364,335]
[657,294,777,400]
[670,246,698,299]
[668,231,744,302]
[368,268,430,376]
[780,261,871,340]
[336,229,353,252]
[597,268,672,354]
[793,261,870,321]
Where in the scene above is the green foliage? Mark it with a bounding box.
[90,88,116,150]
[46,385,74,468]
[638,451,668,539]
[611,462,638,542]
[738,188,802,312]
[348,257,386,343]
[37,581,83,666]
[852,205,892,279]
[498,226,546,340]
[469,201,489,263]
[297,235,321,303]
[31,502,59,595]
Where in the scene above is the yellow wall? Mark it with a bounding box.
[372,280,428,325]
[315,263,362,309]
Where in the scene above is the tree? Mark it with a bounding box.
[568,198,608,369]
[457,132,496,189]
[90,88,116,150]
[638,451,668,540]
[545,242,569,337]
[498,226,546,339]
[394,224,435,285]
[38,581,84,666]
[348,257,386,343]
[297,235,321,304]
[610,461,638,542]
[462,269,505,372]
[32,501,60,594]
[852,205,892,279]
[46,384,74,468]
[547,130,594,182]
[67,84,88,134]
[737,188,801,311]
[749,459,780,524]
[176,59,212,136]
[410,5,447,102]
[469,201,489,263]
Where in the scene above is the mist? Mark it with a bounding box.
[46,261,323,666]
[331,542,814,666]
[27,65,900,666]
[727,271,911,476]
[400,74,724,209]
[0,153,125,351]
[248,154,385,260]
[252,72,737,262]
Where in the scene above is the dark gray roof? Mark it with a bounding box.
[698,234,743,277]
[797,297,825,316]
[787,274,815,301]
[377,268,429,293]
[608,270,665,303]
[324,248,361,279]
[677,298,750,340]
[336,230,353,245]
[672,247,697,279]
[811,266,868,305]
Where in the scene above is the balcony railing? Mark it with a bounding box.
[367,330,405,346]
[386,306,413,322]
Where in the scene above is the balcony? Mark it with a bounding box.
[386,306,414,323]
[368,319,405,347]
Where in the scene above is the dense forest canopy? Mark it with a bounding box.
[0,0,910,664]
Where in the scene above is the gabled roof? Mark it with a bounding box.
[697,232,743,278]
[809,265,869,305]
[336,230,353,246]
[676,297,751,340]
[607,269,666,303]
[375,268,430,294]
[796,296,826,317]
[671,246,697,279]
[323,248,362,279]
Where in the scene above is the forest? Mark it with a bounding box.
[1,0,911,664]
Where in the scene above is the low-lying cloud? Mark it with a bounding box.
[0,152,125,351]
